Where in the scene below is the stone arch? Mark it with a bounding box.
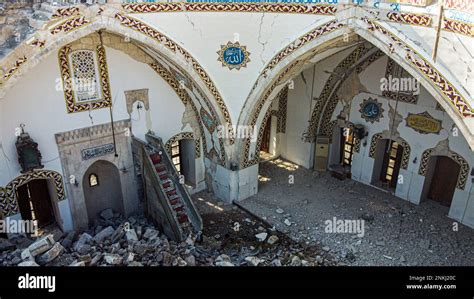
[368,133,411,170]
[419,148,469,190]
[237,17,473,168]
[0,6,233,149]
[0,170,65,217]
[165,132,201,159]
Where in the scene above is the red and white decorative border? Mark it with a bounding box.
[51,6,81,19]
[2,56,27,81]
[362,17,474,118]
[387,12,432,27]
[50,15,90,35]
[443,18,474,37]
[122,3,336,15]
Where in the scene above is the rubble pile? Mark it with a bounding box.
[0,208,339,267]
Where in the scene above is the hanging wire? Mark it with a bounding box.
[387,62,403,154]
[98,30,118,158]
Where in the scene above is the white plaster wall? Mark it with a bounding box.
[136,12,334,123]
[0,47,189,184]
[0,46,202,230]
[280,70,313,168]
[280,46,356,168]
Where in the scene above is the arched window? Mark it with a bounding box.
[89,173,99,187]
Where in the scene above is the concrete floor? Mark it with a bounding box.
[238,158,474,266]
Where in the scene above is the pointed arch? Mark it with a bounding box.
[0,7,233,149]
[237,17,474,168]
[419,148,470,190]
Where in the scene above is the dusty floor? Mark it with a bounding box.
[237,158,474,266]
[191,194,341,266]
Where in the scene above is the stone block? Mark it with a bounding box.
[73,233,92,252]
[93,226,114,243]
[26,234,55,257]
[37,242,64,265]
[125,229,138,243]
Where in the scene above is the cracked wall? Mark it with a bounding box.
[277,43,474,228]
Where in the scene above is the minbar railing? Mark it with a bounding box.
[132,133,202,242]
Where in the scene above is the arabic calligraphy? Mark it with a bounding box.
[81,143,115,160]
[406,112,441,134]
[359,98,384,123]
[223,47,245,65]
[363,103,380,119]
[217,42,250,70]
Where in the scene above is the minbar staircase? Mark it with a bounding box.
[150,152,191,229]
[132,133,202,242]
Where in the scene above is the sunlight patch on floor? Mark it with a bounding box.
[268,158,299,171]
[197,197,224,212]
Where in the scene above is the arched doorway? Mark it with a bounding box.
[15,179,56,228]
[422,156,461,207]
[329,126,356,168]
[165,133,200,187]
[170,139,196,186]
[83,160,124,224]
[371,139,404,191]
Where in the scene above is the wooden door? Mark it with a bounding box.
[428,156,460,207]
[380,141,403,189]
[28,180,55,227]
[16,184,33,221]
[260,117,271,153]
[340,128,354,166]
[16,180,55,228]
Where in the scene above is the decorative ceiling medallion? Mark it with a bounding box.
[217,41,250,70]
[359,98,384,123]
[406,111,442,134]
